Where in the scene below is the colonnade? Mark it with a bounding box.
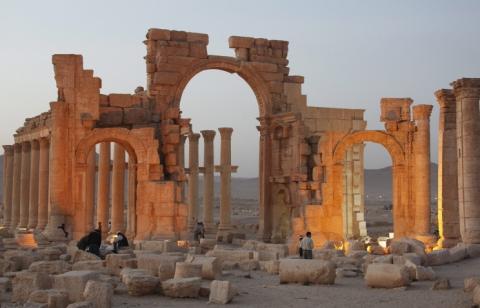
[183,127,237,237]
[2,138,50,231]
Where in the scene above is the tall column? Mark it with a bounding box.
[27,140,40,229]
[452,78,480,244]
[178,135,187,202]
[412,104,433,238]
[37,138,49,230]
[257,118,272,242]
[216,127,237,234]
[2,145,14,228]
[127,156,137,238]
[435,89,460,247]
[85,148,96,232]
[97,142,110,238]
[11,143,22,230]
[18,141,31,229]
[187,133,200,230]
[201,130,216,233]
[111,143,125,233]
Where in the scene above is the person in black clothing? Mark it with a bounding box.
[113,231,129,253]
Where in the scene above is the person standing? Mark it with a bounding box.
[298,235,304,258]
[301,231,314,259]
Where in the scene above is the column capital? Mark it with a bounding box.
[21,141,31,151]
[3,145,14,155]
[188,133,200,143]
[200,130,216,141]
[218,127,233,139]
[434,89,456,109]
[451,78,480,98]
[412,104,433,120]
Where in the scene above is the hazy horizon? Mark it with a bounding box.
[1,1,479,177]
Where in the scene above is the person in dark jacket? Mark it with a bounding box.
[86,229,102,256]
[113,231,129,253]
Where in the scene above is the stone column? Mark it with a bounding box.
[187,133,200,231]
[11,143,22,230]
[85,148,96,232]
[27,140,40,229]
[127,156,136,238]
[201,130,216,233]
[37,138,49,230]
[452,78,480,244]
[216,128,237,234]
[178,135,187,202]
[97,142,110,238]
[435,89,460,247]
[111,143,125,233]
[18,141,31,229]
[2,145,14,228]
[257,118,272,242]
[412,104,433,238]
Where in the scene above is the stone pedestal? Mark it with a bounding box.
[37,138,49,230]
[412,104,433,237]
[27,140,40,229]
[435,89,460,247]
[18,142,31,229]
[97,142,110,237]
[200,130,216,233]
[187,133,200,231]
[112,143,125,233]
[2,145,14,228]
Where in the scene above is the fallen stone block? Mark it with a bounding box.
[427,249,450,266]
[431,278,451,290]
[66,301,94,308]
[365,263,410,288]
[185,255,222,280]
[464,277,480,292]
[415,266,436,281]
[279,259,336,285]
[53,270,100,302]
[72,261,106,273]
[38,247,64,261]
[28,289,69,308]
[174,262,202,279]
[83,280,113,308]
[105,254,132,275]
[313,249,341,260]
[119,268,149,284]
[209,280,235,304]
[200,239,217,252]
[72,250,101,263]
[238,260,259,271]
[124,272,159,296]
[211,247,255,263]
[161,277,201,298]
[29,260,71,275]
[12,271,52,303]
[137,253,185,277]
[264,260,280,274]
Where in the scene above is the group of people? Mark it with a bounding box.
[298,231,314,259]
[77,222,129,257]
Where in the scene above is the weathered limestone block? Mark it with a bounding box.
[253,250,279,261]
[0,258,16,275]
[72,250,101,263]
[124,272,159,296]
[98,107,124,126]
[238,260,259,271]
[161,277,201,298]
[137,253,184,278]
[365,264,410,288]
[200,238,217,252]
[264,260,280,274]
[431,278,451,290]
[228,36,254,48]
[255,243,288,258]
[5,250,41,270]
[313,249,342,260]
[449,244,467,263]
[12,271,52,303]
[464,277,480,292]
[415,266,436,281]
[210,247,254,263]
[119,268,149,284]
[174,262,202,279]
[83,280,113,308]
[72,261,106,273]
[185,255,221,280]
[279,259,336,285]
[105,254,134,275]
[66,301,94,308]
[390,238,427,263]
[209,280,235,304]
[148,28,171,41]
[28,289,69,308]
[474,285,480,305]
[38,247,64,261]
[123,108,151,125]
[29,261,71,275]
[108,94,138,108]
[427,249,451,266]
[53,271,100,302]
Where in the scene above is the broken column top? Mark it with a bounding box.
[380,98,413,122]
[451,78,480,97]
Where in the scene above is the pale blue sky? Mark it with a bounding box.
[1,0,479,177]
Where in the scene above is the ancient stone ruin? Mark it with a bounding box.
[0,28,480,307]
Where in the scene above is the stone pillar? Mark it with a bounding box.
[85,148,96,232]
[111,143,125,233]
[257,118,272,242]
[2,145,14,228]
[435,89,460,247]
[187,133,200,231]
[452,78,480,244]
[97,142,110,238]
[127,156,137,238]
[216,127,237,234]
[178,135,187,202]
[18,141,31,229]
[200,130,216,233]
[37,138,49,230]
[11,143,22,230]
[27,140,40,229]
[412,104,433,238]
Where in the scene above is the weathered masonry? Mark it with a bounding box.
[1,28,478,249]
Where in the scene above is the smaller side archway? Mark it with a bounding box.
[332,130,409,239]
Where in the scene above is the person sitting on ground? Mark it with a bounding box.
[193,222,205,241]
[301,231,314,259]
[113,231,129,253]
[298,235,304,258]
[86,229,102,257]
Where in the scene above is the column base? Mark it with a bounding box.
[42,215,69,242]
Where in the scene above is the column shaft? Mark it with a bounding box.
[187,133,200,230]
[37,138,49,230]
[2,146,14,228]
[27,140,40,229]
[127,156,136,238]
[111,143,125,233]
[218,128,234,231]
[97,142,110,237]
[11,144,22,229]
[201,130,215,232]
[85,148,96,232]
[18,142,31,228]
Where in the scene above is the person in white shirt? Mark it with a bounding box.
[300,231,314,259]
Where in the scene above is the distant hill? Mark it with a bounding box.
[0,154,438,203]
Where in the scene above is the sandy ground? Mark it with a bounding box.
[110,256,480,308]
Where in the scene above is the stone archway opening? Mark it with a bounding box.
[180,69,261,240]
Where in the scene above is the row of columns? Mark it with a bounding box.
[2,138,50,231]
[185,128,237,236]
